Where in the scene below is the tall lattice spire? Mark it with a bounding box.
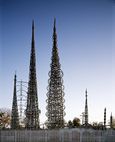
[11,73,19,129]
[26,21,40,129]
[46,19,65,129]
[84,89,88,126]
[104,108,106,128]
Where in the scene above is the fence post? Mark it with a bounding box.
[14,130,16,142]
[29,130,31,142]
[80,129,82,142]
[0,130,1,142]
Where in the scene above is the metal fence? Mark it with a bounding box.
[0,128,115,142]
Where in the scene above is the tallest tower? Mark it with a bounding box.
[46,19,65,129]
[26,21,40,129]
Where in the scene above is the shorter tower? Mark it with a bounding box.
[110,112,113,129]
[11,74,19,129]
[84,89,88,126]
[104,108,106,128]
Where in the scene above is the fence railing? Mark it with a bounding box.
[0,128,115,142]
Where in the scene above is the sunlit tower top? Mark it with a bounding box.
[46,19,65,129]
[11,73,19,129]
[26,21,40,129]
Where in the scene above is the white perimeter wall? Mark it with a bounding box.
[0,128,115,142]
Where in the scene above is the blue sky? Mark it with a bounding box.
[0,0,114,124]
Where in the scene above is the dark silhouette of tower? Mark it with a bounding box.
[26,21,40,129]
[11,74,19,129]
[84,89,88,126]
[104,108,106,129]
[110,112,113,129]
[46,19,65,129]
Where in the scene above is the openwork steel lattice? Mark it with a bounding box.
[11,74,19,129]
[46,19,65,129]
[17,80,27,127]
[25,21,40,129]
